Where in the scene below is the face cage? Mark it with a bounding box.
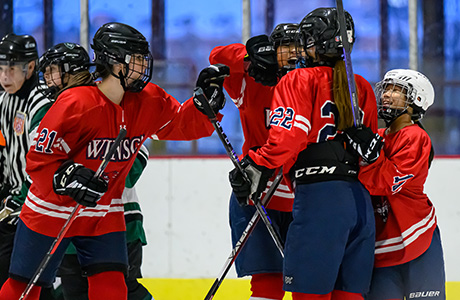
[117,52,153,93]
[375,80,415,123]
[275,38,297,76]
[37,61,67,98]
[293,31,316,68]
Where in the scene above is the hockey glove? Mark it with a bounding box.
[245,35,278,86]
[0,196,21,223]
[229,155,274,206]
[344,126,384,164]
[194,63,230,116]
[53,161,108,207]
[229,168,252,206]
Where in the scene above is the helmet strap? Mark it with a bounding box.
[118,69,128,91]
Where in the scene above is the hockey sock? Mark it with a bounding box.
[0,278,41,300]
[292,291,332,300]
[88,271,127,300]
[250,273,285,300]
[331,290,364,300]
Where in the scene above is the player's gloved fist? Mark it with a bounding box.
[344,126,384,164]
[194,63,230,116]
[53,161,108,207]
[229,168,252,206]
[229,155,274,206]
[0,195,21,223]
[245,35,278,86]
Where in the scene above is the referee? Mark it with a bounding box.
[0,34,52,298]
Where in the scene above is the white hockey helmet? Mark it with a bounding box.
[375,69,435,123]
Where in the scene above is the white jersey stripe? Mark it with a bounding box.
[273,190,295,199]
[293,115,311,134]
[26,190,125,219]
[375,207,435,247]
[375,207,436,254]
[25,198,72,220]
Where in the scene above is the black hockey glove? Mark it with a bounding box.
[245,35,278,86]
[229,155,274,206]
[53,161,108,207]
[229,168,252,206]
[194,63,230,117]
[344,126,384,164]
[0,196,21,223]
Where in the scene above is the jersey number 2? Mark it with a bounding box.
[318,101,338,142]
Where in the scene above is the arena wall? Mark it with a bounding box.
[135,157,460,298]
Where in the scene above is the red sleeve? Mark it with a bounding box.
[249,69,312,170]
[358,126,431,196]
[209,44,249,107]
[150,86,218,141]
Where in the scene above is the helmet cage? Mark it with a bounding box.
[270,23,299,76]
[91,23,153,92]
[375,68,434,123]
[375,78,417,123]
[116,52,154,93]
[37,43,90,98]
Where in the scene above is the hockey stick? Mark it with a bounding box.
[20,127,127,300]
[204,168,283,300]
[336,0,362,128]
[194,87,284,257]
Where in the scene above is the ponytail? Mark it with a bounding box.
[333,60,357,130]
[55,70,95,99]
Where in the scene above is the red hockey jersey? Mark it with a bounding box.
[248,66,378,182]
[22,83,216,237]
[358,125,436,268]
[210,43,294,212]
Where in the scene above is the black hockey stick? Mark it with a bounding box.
[20,127,127,300]
[204,168,283,300]
[336,0,362,128]
[194,87,284,257]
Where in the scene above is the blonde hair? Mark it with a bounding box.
[333,60,358,130]
[55,70,94,99]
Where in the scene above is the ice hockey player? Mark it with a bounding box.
[209,23,299,300]
[0,22,228,300]
[229,8,380,300]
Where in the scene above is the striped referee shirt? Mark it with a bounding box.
[0,75,52,196]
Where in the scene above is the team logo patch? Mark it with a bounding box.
[392,174,414,193]
[13,111,27,136]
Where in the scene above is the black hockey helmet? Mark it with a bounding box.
[297,7,354,63]
[0,33,38,64]
[38,42,91,98]
[269,23,299,49]
[91,22,153,92]
[39,42,90,75]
